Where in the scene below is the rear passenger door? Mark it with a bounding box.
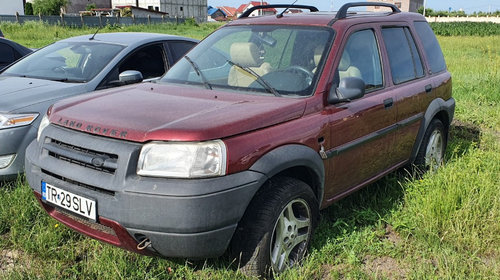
[324,26,397,200]
[380,25,429,164]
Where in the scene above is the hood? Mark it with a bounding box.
[0,76,87,112]
[50,83,307,142]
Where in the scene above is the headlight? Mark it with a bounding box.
[137,140,227,178]
[0,113,39,130]
[37,114,50,142]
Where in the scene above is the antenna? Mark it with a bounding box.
[89,27,102,41]
[277,0,298,18]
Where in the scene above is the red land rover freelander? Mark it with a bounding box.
[26,3,454,276]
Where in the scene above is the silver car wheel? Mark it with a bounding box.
[424,128,444,172]
[270,198,311,272]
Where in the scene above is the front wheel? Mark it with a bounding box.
[231,177,318,277]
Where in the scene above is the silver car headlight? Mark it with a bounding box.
[0,113,39,130]
[37,114,50,142]
[137,140,227,178]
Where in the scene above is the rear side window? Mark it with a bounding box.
[382,27,424,84]
[414,21,446,74]
[168,41,196,63]
[0,43,15,64]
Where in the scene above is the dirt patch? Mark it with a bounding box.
[450,120,481,144]
[384,224,402,245]
[321,263,349,279]
[0,249,20,273]
[363,255,408,279]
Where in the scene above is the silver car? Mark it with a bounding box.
[0,32,198,180]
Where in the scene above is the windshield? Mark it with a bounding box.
[161,25,333,97]
[3,41,124,82]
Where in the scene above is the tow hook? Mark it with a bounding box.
[137,238,152,250]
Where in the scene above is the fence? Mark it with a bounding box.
[0,14,199,27]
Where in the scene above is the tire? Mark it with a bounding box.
[231,176,319,277]
[414,118,446,173]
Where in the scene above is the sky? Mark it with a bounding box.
[207,0,500,13]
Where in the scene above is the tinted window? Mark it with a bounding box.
[338,29,383,90]
[118,44,166,79]
[0,43,15,64]
[169,41,196,63]
[382,27,424,84]
[414,21,446,74]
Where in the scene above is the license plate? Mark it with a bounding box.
[41,181,97,221]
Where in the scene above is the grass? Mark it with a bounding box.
[0,22,499,278]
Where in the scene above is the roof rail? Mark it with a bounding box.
[335,2,401,19]
[238,4,319,19]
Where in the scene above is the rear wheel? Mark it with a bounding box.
[415,118,446,173]
[231,177,318,277]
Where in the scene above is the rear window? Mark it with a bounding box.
[414,21,446,74]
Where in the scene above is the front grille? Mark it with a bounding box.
[46,139,118,174]
[42,169,115,196]
[58,211,116,237]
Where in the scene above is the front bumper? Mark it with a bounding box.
[25,124,266,258]
[0,125,36,181]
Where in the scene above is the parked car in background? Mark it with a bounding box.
[0,32,198,181]
[0,29,4,37]
[0,37,32,71]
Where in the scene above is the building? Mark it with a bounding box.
[0,0,25,15]
[112,0,206,20]
[236,1,277,17]
[366,0,424,13]
[207,6,224,20]
[219,6,237,20]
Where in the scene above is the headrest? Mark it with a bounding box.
[338,51,351,71]
[314,46,323,66]
[230,42,262,67]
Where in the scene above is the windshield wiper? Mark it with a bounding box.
[184,55,212,90]
[226,60,280,97]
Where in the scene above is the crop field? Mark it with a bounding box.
[0,22,499,279]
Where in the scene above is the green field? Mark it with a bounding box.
[0,22,499,279]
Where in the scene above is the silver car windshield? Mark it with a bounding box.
[3,42,124,83]
[161,25,333,97]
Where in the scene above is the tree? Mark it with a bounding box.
[86,3,97,11]
[32,0,68,15]
[25,2,34,15]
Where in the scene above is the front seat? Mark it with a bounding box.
[228,42,272,87]
[338,51,362,81]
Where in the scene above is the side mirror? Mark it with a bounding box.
[328,77,365,104]
[119,70,143,85]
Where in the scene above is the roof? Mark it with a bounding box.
[219,6,237,17]
[236,4,247,13]
[59,32,197,47]
[207,6,224,16]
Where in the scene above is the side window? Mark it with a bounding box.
[118,44,166,80]
[414,21,446,74]
[338,29,383,91]
[382,27,424,84]
[0,43,15,64]
[168,41,196,64]
[100,44,166,88]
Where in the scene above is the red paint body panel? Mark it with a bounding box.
[50,83,306,142]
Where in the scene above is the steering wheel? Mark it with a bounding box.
[285,65,314,86]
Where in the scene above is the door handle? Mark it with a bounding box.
[425,84,432,93]
[383,98,393,109]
